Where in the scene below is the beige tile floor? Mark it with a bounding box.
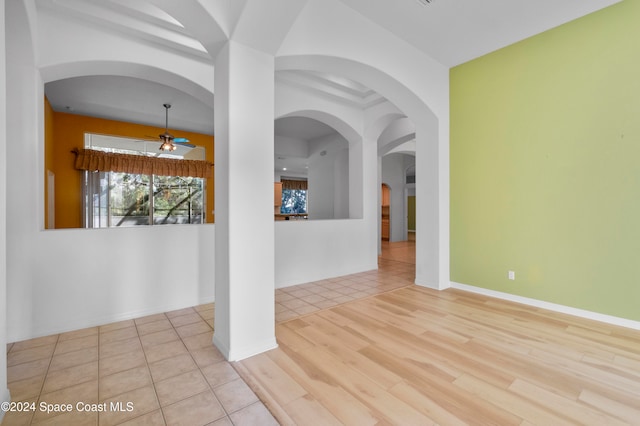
[4,240,415,425]
[3,305,277,426]
[275,257,415,323]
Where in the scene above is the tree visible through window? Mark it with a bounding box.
[85,171,204,227]
[82,133,208,228]
[280,189,307,214]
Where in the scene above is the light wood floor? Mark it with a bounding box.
[237,240,640,425]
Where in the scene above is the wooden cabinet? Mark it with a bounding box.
[381,184,390,206]
[274,182,283,219]
[274,182,282,207]
[381,184,390,239]
[381,205,390,240]
[381,219,390,240]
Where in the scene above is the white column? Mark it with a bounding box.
[213,41,277,361]
[361,135,379,262]
[414,121,443,289]
[0,0,11,416]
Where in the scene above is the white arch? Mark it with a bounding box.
[277,55,437,126]
[276,109,361,148]
[39,60,214,108]
[365,109,406,143]
[378,117,417,156]
[276,53,448,289]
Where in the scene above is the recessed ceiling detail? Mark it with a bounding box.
[36,0,210,61]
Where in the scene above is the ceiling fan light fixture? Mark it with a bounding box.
[159,103,178,151]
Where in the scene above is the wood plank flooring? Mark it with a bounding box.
[237,279,640,424]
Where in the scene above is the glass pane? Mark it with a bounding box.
[153,176,204,225]
[281,189,307,214]
[87,171,110,228]
[109,172,151,226]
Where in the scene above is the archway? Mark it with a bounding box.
[275,54,448,290]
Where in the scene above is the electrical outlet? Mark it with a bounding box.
[508,270,515,280]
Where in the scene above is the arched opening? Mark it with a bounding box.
[276,54,447,289]
[41,69,215,230]
[274,116,350,220]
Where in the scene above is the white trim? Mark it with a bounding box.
[276,261,378,289]
[416,276,451,291]
[212,334,230,360]
[214,334,278,362]
[450,281,640,331]
[8,297,215,343]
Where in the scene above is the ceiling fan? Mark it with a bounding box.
[158,103,194,151]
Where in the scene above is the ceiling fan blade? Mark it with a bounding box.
[173,137,195,148]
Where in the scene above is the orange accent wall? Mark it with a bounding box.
[44,98,55,229]
[46,103,215,228]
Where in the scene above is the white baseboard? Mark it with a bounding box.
[450,281,640,331]
[276,262,378,289]
[212,333,230,360]
[9,296,215,343]
[214,333,277,362]
[415,275,450,291]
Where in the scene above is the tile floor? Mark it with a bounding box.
[3,305,277,426]
[275,257,415,323]
[4,241,415,425]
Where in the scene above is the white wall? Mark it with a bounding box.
[308,156,334,219]
[275,219,377,288]
[275,134,308,159]
[334,147,349,218]
[307,141,349,220]
[1,0,10,415]
[8,226,215,342]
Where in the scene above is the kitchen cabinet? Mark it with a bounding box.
[274,182,282,207]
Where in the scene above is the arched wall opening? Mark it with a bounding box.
[4,51,217,341]
[275,54,448,290]
[275,109,363,220]
[40,62,216,230]
[40,61,214,107]
[273,107,377,288]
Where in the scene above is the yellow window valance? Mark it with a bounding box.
[281,179,308,191]
[73,148,213,179]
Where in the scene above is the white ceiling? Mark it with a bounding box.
[41,0,621,143]
[338,0,621,67]
[46,76,215,135]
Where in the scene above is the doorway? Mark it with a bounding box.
[407,195,416,241]
[381,184,390,240]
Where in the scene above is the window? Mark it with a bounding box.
[82,134,208,228]
[85,172,204,227]
[280,189,307,214]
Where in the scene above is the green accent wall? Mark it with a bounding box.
[450,1,640,321]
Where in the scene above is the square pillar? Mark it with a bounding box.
[0,0,10,416]
[213,41,277,361]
